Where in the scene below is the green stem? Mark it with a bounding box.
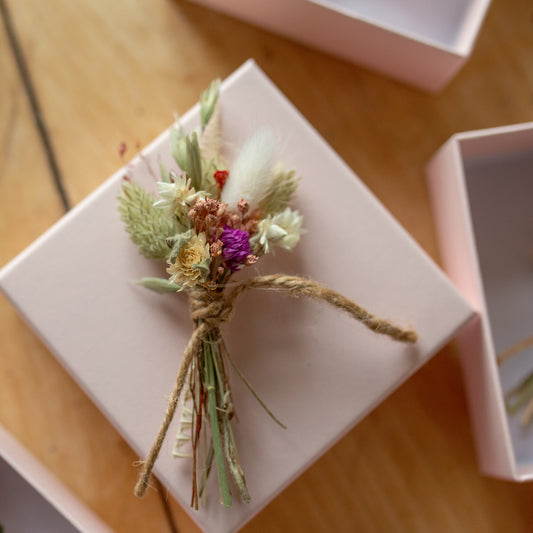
[211,336,250,503]
[506,370,533,415]
[203,336,232,507]
[222,414,250,503]
[221,338,286,429]
[199,444,214,499]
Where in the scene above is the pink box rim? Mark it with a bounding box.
[0,424,113,532]
[307,0,491,56]
[426,121,533,482]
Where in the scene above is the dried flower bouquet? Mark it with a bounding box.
[118,80,417,508]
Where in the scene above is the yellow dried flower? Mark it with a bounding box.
[167,230,211,289]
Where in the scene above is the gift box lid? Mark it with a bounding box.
[0,424,113,533]
[0,60,474,532]
[426,121,533,482]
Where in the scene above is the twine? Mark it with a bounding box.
[134,274,417,498]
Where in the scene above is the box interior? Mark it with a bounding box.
[462,146,533,470]
[316,0,485,50]
[0,457,77,533]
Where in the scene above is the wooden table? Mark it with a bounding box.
[1,1,532,531]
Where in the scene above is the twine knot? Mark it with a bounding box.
[189,288,235,328]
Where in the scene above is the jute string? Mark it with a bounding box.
[134,274,417,497]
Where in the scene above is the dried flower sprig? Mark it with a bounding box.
[118,80,417,508]
[498,336,533,427]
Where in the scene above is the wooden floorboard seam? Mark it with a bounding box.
[0,0,71,212]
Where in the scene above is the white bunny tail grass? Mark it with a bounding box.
[221,126,276,210]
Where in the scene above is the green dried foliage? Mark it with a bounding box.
[137,277,181,293]
[186,132,202,191]
[200,78,220,130]
[258,165,300,215]
[118,180,176,259]
[200,157,219,197]
[170,125,188,174]
[159,161,171,183]
[171,128,211,193]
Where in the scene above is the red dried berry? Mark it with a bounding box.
[214,170,229,188]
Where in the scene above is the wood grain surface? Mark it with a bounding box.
[1,1,532,531]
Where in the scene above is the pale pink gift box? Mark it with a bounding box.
[0,424,113,532]
[188,0,490,92]
[0,60,473,532]
[427,122,533,481]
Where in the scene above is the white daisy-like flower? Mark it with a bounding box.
[252,207,304,254]
[153,173,205,216]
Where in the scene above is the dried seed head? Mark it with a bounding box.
[237,198,249,214]
[245,254,258,266]
[210,239,223,257]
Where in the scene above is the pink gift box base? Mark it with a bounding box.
[427,122,533,481]
[189,0,490,92]
[0,424,113,533]
[0,61,473,532]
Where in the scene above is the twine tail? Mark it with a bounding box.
[229,275,417,344]
[134,323,207,498]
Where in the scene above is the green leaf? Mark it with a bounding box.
[159,161,171,183]
[136,277,181,293]
[170,125,188,173]
[186,131,202,190]
[200,79,220,130]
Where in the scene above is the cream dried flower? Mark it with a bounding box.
[251,207,304,254]
[166,230,211,289]
[153,172,204,217]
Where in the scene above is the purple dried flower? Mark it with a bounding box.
[220,226,252,272]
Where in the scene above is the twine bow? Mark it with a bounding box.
[134,274,417,498]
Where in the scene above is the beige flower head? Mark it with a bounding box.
[153,172,205,217]
[166,230,211,289]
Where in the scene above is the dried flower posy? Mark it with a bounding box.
[118,80,417,508]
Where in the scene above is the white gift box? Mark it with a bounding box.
[0,424,113,532]
[427,122,533,481]
[0,60,473,532]
[188,0,490,92]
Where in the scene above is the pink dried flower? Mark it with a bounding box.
[237,198,249,214]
